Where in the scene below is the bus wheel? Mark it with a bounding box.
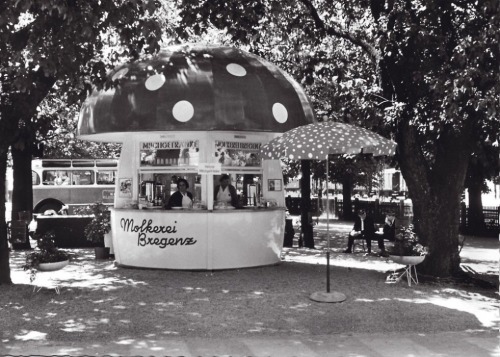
[36,202,63,215]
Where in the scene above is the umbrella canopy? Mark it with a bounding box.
[260,121,396,160]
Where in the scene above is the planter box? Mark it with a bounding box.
[35,216,97,248]
[389,255,425,265]
[38,260,69,271]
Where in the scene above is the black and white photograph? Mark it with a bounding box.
[0,1,498,356]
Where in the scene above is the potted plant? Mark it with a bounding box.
[387,224,427,265]
[84,202,111,259]
[22,230,72,283]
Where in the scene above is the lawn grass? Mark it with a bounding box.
[1,220,498,344]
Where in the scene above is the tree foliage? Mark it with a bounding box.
[0,0,167,284]
[177,0,500,277]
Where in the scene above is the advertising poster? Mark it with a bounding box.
[214,140,262,167]
[140,140,199,167]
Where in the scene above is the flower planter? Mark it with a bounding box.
[389,255,425,265]
[104,232,114,254]
[94,247,110,260]
[38,260,69,271]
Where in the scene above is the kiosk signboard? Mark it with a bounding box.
[140,140,199,167]
[214,140,262,167]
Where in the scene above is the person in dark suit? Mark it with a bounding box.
[343,209,378,254]
[382,211,397,242]
[372,211,396,257]
[166,178,193,209]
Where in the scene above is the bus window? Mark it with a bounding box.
[72,170,94,185]
[73,160,94,167]
[32,171,41,185]
[42,171,56,185]
[97,170,116,185]
[42,160,71,168]
[96,160,118,167]
[43,170,70,185]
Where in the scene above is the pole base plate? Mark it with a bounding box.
[309,291,346,303]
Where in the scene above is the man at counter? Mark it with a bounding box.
[214,174,239,208]
[166,178,193,209]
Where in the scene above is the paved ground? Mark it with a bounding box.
[3,331,499,357]
[1,216,498,357]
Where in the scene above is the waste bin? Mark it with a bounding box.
[284,218,295,247]
[9,220,28,244]
[18,210,32,223]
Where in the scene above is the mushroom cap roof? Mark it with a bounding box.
[77,44,315,141]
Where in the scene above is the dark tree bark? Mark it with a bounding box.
[467,180,486,233]
[397,119,471,277]
[0,150,12,284]
[300,160,314,248]
[0,71,56,284]
[10,141,34,249]
[464,151,498,234]
[341,175,354,220]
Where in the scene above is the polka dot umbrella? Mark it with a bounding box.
[260,121,396,303]
[260,121,396,160]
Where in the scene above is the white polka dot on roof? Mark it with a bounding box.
[272,103,288,123]
[172,100,194,122]
[145,74,166,91]
[226,63,247,76]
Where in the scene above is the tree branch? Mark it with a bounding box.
[298,0,380,60]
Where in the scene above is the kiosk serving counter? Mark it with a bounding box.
[77,44,315,270]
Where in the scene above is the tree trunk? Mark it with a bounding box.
[300,160,314,248]
[414,192,463,277]
[0,69,56,284]
[341,175,354,220]
[467,177,486,234]
[11,144,33,249]
[396,120,471,277]
[0,150,12,284]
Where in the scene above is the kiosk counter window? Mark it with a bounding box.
[138,172,203,208]
[213,173,263,208]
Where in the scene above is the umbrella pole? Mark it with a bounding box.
[326,157,330,293]
[309,155,346,303]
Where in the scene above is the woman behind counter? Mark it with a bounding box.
[165,178,193,209]
[214,174,239,208]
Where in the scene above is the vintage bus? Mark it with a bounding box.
[31,158,118,214]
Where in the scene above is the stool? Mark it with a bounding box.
[387,264,419,286]
[32,273,62,294]
[386,256,425,286]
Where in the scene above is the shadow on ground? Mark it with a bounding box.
[3,224,499,346]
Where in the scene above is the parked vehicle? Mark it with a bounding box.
[31,158,118,214]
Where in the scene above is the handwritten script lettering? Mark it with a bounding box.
[121,218,177,234]
[137,233,196,248]
[120,218,197,248]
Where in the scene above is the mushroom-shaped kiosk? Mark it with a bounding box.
[77,44,315,270]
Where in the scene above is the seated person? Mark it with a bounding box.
[54,174,63,185]
[61,174,70,185]
[214,174,239,207]
[344,209,387,256]
[165,178,193,209]
[381,211,397,242]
